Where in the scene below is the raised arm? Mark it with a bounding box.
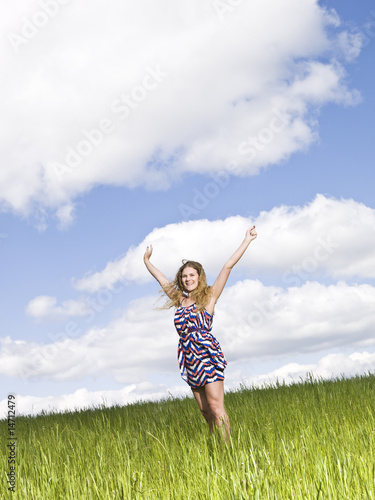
[143,244,172,292]
[209,226,257,307]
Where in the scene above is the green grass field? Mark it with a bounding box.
[1,373,375,499]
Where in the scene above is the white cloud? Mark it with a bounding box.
[229,351,375,389]
[3,280,375,386]
[336,31,363,62]
[1,295,176,384]
[26,295,88,320]
[55,203,75,229]
[0,383,191,419]
[217,280,375,360]
[0,0,361,219]
[74,195,375,293]
[2,350,374,418]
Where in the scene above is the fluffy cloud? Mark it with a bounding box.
[73,195,375,293]
[1,296,176,384]
[229,351,375,389]
[3,280,375,386]
[2,350,374,418]
[0,0,361,218]
[26,295,88,320]
[0,382,191,419]
[217,280,375,360]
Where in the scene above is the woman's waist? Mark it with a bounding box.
[177,327,214,338]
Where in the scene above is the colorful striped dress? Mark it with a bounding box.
[174,301,227,388]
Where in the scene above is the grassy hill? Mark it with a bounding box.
[1,373,375,499]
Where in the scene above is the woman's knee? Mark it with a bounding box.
[208,402,226,420]
[200,407,212,421]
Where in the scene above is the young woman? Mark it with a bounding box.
[143,226,258,439]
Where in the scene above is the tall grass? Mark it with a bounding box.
[1,373,375,499]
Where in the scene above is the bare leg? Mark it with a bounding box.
[192,381,230,440]
[204,380,231,440]
[192,387,214,432]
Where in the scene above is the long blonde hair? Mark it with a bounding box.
[160,260,212,312]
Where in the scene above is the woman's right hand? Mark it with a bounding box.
[144,244,153,261]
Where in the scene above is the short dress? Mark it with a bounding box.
[174,301,227,388]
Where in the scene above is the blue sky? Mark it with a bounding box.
[1,0,375,416]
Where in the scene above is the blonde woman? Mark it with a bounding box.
[143,226,258,438]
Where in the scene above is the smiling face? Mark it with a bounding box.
[181,266,199,293]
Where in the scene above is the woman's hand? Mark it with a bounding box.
[143,244,170,288]
[144,244,153,261]
[246,226,257,242]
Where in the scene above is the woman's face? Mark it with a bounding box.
[181,266,199,293]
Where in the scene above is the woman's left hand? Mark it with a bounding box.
[246,225,257,241]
